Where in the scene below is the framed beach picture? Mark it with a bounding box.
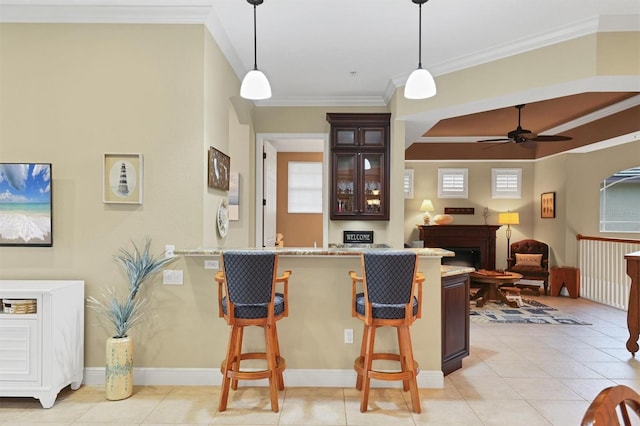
[103,153,143,204]
[0,163,53,247]
[208,147,230,191]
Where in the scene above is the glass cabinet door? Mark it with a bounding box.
[333,128,358,149]
[362,152,384,215]
[333,153,356,215]
[360,127,386,148]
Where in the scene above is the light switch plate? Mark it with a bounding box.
[163,270,183,285]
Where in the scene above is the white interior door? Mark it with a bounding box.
[263,140,277,247]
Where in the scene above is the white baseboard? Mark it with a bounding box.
[83,367,444,389]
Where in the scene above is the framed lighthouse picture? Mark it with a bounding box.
[103,153,143,204]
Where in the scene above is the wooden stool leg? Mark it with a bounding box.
[397,327,410,391]
[231,327,243,390]
[219,325,240,412]
[360,325,376,413]
[399,326,421,413]
[355,324,369,391]
[265,324,279,412]
[272,322,285,391]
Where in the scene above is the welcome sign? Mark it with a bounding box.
[343,231,374,244]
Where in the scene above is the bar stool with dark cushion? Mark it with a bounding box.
[349,251,425,413]
[215,251,291,412]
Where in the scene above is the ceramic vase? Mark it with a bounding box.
[105,336,133,400]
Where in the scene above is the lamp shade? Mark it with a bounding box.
[240,69,272,100]
[420,199,434,212]
[404,68,437,100]
[498,211,520,225]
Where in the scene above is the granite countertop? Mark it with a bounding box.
[175,246,454,257]
[441,264,475,277]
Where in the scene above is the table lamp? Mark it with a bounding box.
[420,199,435,225]
[498,211,520,259]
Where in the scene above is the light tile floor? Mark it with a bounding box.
[3,295,640,425]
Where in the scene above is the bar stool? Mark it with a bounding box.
[215,251,291,412]
[349,251,425,413]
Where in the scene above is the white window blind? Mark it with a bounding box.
[438,168,468,198]
[404,169,414,199]
[288,162,322,213]
[492,168,522,198]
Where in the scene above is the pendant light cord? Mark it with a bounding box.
[253,2,258,71]
[417,1,422,69]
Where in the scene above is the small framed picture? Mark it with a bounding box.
[541,191,555,218]
[208,147,230,191]
[103,153,143,204]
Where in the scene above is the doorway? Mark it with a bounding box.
[255,133,329,248]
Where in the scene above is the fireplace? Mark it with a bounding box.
[418,225,501,270]
[440,247,481,270]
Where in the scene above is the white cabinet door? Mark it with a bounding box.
[0,317,40,382]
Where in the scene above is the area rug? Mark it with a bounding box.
[470,298,591,325]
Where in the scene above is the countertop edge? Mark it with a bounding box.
[175,247,454,257]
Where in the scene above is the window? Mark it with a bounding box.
[288,162,322,213]
[404,169,414,199]
[600,166,640,233]
[438,168,468,199]
[492,168,522,199]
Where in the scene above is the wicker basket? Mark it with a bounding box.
[2,299,37,314]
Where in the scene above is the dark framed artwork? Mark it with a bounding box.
[208,147,230,191]
[0,163,53,247]
[541,191,555,218]
[103,153,143,204]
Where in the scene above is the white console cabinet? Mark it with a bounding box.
[0,280,84,408]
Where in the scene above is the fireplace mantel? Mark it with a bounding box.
[419,225,501,270]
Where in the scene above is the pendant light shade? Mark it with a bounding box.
[404,0,436,100]
[241,0,271,100]
[241,69,271,100]
[405,68,436,99]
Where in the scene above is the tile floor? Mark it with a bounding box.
[2,295,640,425]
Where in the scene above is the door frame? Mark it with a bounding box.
[255,133,330,248]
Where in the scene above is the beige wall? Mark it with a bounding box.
[0,23,245,369]
[276,152,323,247]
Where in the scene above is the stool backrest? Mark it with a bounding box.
[222,251,277,305]
[363,251,418,305]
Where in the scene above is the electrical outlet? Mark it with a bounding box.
[165,244,175,259]
[204,259,220,269]
[344,328,354,344]
[163,270,183,285]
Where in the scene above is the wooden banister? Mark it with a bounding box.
[577,234,640,244]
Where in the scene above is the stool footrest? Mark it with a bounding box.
[354,355,419,382]
[221,353,286,381]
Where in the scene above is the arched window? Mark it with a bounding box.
[600,166,640,233]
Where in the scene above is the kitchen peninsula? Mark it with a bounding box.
[175,246,472,388]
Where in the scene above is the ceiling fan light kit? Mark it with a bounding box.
[404,0,436,100]
[240,0,272,100]
[478,104,573,145]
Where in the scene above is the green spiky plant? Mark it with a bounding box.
[87,238,175,338]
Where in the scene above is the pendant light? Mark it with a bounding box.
[404,0,436,100]
[240,0,272,100]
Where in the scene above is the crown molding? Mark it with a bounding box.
[0,1,212,23]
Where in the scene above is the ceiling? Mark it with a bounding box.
[2,0,639,159]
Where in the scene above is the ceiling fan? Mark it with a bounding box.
[478,104,573,146]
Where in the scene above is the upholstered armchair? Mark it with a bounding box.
[507,239,550,295]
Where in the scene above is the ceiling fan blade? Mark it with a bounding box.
[477,138,511,143]
[532,135,573,142]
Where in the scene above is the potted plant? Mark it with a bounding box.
[87,237,174,400]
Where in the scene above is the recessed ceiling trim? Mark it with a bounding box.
[543,94,640,134]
